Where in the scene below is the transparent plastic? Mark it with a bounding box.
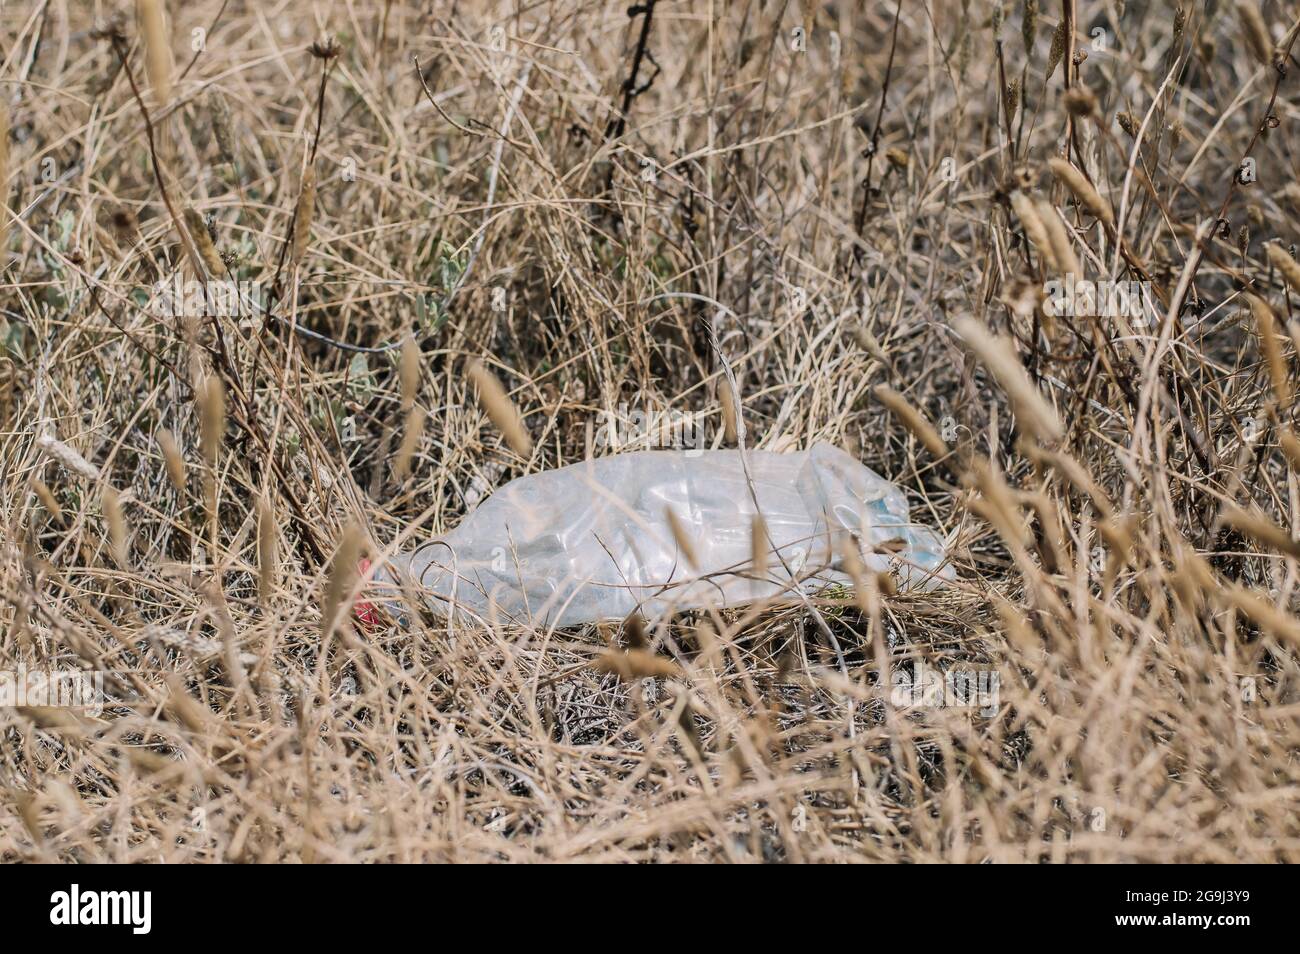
[380,443,951,628]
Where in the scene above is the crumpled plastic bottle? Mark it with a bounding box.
[379,442,951,628]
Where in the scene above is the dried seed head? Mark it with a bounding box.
[111,207,138,237]
[1063,86,1098,118]
[291,162,316,265]
[718,378,739,444]
[875,569,897,597]
[1046,19,1066,79]
[621,613,648,650]
[466,359,532,457]
[1224,581,1300,647]
[157,428,186,491]
[591,648,680,681]
[1010,191,1059,272]
[103,487,128,567]
[208,91,234,164]
[838,534,866,584]
[852,324,889,364]
[1281,183,1300,214]
[91,14,128,44]
[874,384,949,458]
[33,479,63,525]
[1220,505,1300,561]
[309,35,342,60]
[1277,18,1300,70]
[750,513,768,580]
[966,458,1031,547]
[36,432,101,480]
[257,493,277,605]
[953,317,1064,443]
[1168,119,1184,150]
[665,507,701,570]
[1116,111,1138,137]
[1036,199,1081,279]
[1279,428,1300,470]
[956,32,973,80]
[322,522,364,639]
[137,0,172,104]
[1248,294,1290,406]
[1021,0,1039,55]
[400,336,419,412]
[183,205,224,276]
[1097,514,1137,566]
[165,674,209,732]
[1267,242,1300,294]
[1047,157,1114,228]
[393,406,425,481]
[1004,79,1021,121]
[199,375,225,467]
[1237,0,1274,65]
[1001,275,1044,320]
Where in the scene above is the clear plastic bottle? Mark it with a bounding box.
[379,442,951,628]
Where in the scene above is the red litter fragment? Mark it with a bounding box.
[354,558,380,628]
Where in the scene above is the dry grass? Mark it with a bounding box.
[2,0,1300,863]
